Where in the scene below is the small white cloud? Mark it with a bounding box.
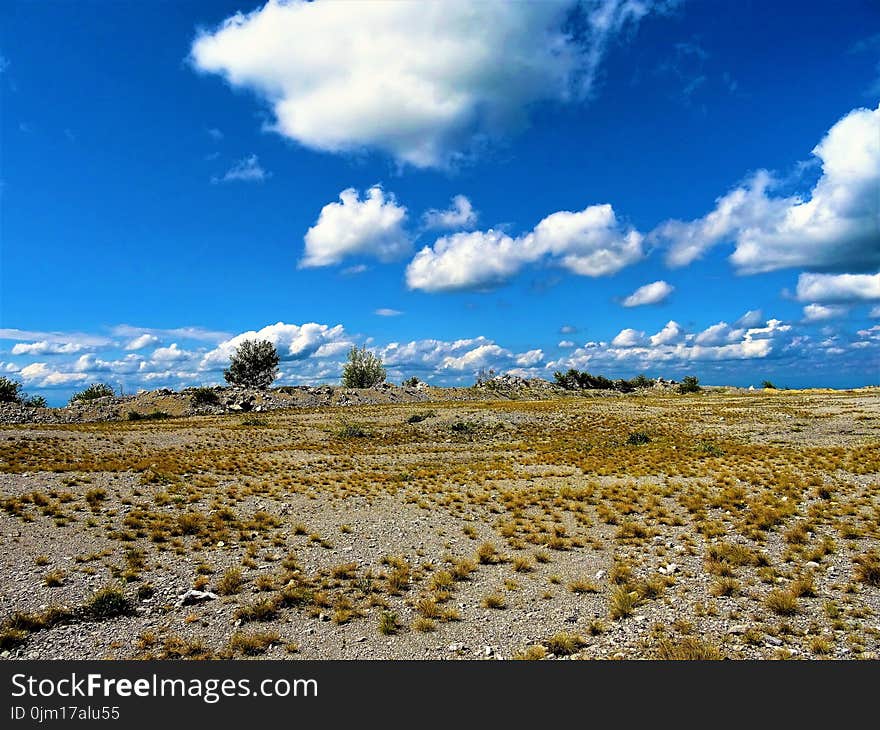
[611,328,646,347]
[207,127,224,141]
[622,280,674,307]
[375,308,403,317]
[796,272,880,303]
[422,195,477,230]
[151,343,191,362]
[341,264,369,276]
[735,309,764,328]
[649,320,685,346]
[111,324,230,343]
[11,341,87,356]
[211,154,269,184]
[803,303,849,322]
[301,186,410,268]
[19,362,89,387]
[870,305,880,318]
[695,322,736,346]
[515,349,544,367]
[125,334,160,351]
[558,340,575,348]
[0,328,111,347]
[559,324,577,334]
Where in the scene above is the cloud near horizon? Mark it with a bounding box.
[4,309,878,398]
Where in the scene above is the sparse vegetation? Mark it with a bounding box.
[342,345,386,388]
[70,383,114,404]
[0,383,877,661]
[190,387,219,407]
[223,339,279,389]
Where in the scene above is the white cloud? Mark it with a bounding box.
[649,320,684,346]
[207,127,224,140]
[301,186,410,268]
[406,203,643,292]
[551,318,792,372]
[201,322,349,369]
[611,328,646,347]
[190,0,665,169]
[735,309,764,328]
[695,322,742,346]
[0,328,111,347]
[406,230,520,292]
[125,334,160,351]
[870,305,880,318]
[11,341,87,355]
[803,303,849,322]
[422,195,477,230]
[19,362,89,387]
[796,272,880,303]
[440,343,512,371]
[151,343,192,362]
[374,308,403,317]
[111,324,231,343]
[558,340,575,348]
[622,280,674,307]
[516,349,544,367]
[211,154,268,183]
[378,335,537,375]
[657,104,880,273]
[560,325,578,334]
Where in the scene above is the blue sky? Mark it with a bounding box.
[1,0,879,404]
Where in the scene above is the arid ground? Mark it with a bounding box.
[1,387,878,660]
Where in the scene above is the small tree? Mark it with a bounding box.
[23,395,47,408]
[342,346,386,388]
[761,380,777,390]
[224,339,279,389]
[678,376,701,394]
[70,383,115,404]
[0,376,23,403]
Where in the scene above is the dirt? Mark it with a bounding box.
[1,386,878,660]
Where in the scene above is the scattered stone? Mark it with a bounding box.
[177,589,218,606]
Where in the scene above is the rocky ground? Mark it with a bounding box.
[0,374,679,425]
[1,386,878,660]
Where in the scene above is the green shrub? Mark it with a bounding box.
[626,431,651,446]
[336,421,369,438]
[678,376,701,394]
[0,376,24,403]
[85,585,131,618]
[224,339,279,389]
[127,411,170,421]
[761,380,777,389]
[70,383,115,404]
[190,387,219,406]
[342,346,386,388]
[22,395,47,408]
[630,373,655,389]
[402,376,421,387]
